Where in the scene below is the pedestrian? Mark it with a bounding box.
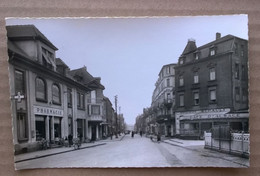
[157,132,161,143]
[131,131,135,138]
[68,134,73,147]
[110,132,113,140]
[140,131,143,137]
[150,133,153,141]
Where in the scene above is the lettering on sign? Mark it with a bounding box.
[180,113,248,120]
[34,106,63,117]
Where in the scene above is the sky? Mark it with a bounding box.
[6,15,248,125]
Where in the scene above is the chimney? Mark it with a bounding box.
[216,32,221,40]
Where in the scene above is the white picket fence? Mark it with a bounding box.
[204,132,249,157]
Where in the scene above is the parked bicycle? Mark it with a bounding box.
[72,138,81,149]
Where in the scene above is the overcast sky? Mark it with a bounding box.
[6,15,248,125]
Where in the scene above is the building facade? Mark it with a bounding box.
[174,33,249,139]
[8,25,114,154]
[151,64,176,136]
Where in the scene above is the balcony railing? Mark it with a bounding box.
[87,98,103,104]
[88,114,104,121]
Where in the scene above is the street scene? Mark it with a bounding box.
[15,133,249,169]
[6,15,249,169]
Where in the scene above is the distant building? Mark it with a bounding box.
[151,64,176,136]
[174,33,249,139]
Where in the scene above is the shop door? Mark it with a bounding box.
[91,125,96,141]
[35,116,46,141]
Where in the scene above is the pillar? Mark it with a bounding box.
[96,124,99,139]
[45,116,50,141]
[51,116,55,141]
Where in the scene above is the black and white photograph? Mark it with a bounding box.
[5,15,249,169]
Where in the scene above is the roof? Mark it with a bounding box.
[56,58,69,68]
[69,67,105,90]
[181,40,197,55]
[8,40,31,59]
[6,25,58,50]
[197,35,235,50]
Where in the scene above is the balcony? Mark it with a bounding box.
[88,114,104,122]
[163,99,173,108]
[156,114,171,123]
[87,98,103,104]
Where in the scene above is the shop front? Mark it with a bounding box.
[34,106,63,143]
[176,108,249,139]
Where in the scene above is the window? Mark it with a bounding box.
[242,65,246,80]
[242,88,248,102]
[241,45,244,57]
[52,84,61,104]
[179,75,184,86]
[15,70,25,95]
[36,77,47,101]
[235,87,240,102]
[210,49,215,56]
[167,67,171,74]
[91,105,101,115]
[77,92,84,109]
[209,88,216,103]
[209,68,216,81]
[195,52,199,60]
[179,94,184,107]
[167,93,171,102]
[194,72,199,84]
[67,88,72,107]
[42,47,54,70]
[17,113,27,141]
[193,91,199,105]
[234,43,238,55]
[166,78,170,87]
[180,58,184,65]
[235,63,239,79]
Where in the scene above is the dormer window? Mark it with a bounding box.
[210,49,215,56]
[179,57,185,65]
[194,51,200,60]
[42,47,55,70]
[209,46,216,56]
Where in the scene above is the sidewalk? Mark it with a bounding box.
[162,138,249,167]
[15,134,125,163]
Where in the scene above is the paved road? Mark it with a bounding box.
[15,134,249,169]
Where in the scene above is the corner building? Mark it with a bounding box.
[174,33,249,139]
[7,25,109,154]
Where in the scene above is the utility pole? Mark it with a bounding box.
[115,95,118,138]
[119,106,121,136]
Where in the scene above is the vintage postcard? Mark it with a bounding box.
[6,15,249,169]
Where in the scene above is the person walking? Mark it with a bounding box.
[131,131,135,138]
[68,134,73,147]
[157,132,161,143]
[140,131,143,137]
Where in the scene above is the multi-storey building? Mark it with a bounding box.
[151,64,176,136]
[7,25,113,154]
[69,67,106,141]
[174,33,249,139]
[103,96,115,136]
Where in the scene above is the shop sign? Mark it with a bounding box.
[180,113,248,120]
[34,106,63,117]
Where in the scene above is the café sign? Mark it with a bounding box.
[34,106,63,117]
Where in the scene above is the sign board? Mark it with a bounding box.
[34,105,63,117]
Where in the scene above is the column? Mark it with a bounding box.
[51,116,55,141]
[45,116,50,141]
[171,124,174,136]
[96,124,99,139]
